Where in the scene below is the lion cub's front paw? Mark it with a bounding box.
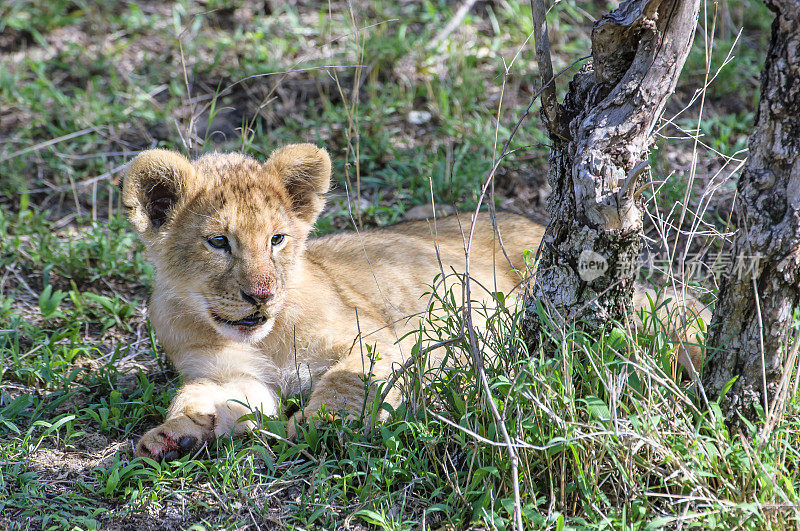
[135,413,214,461]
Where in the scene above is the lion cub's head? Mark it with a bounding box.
[123,144,331,343]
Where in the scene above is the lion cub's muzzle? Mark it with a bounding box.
[208,288,275,329]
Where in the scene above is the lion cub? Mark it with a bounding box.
[124,144,707,460]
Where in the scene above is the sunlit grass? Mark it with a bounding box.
[0,0,785,528]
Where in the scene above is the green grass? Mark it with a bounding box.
[2,0,795,529]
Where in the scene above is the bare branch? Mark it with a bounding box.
[530,0,561,137]
[428,0,479,51]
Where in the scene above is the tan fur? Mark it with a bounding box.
[124,144,710,460]
[633,286,709,375]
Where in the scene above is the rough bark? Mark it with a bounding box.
[523,0,700,336]
[704,0,800,422]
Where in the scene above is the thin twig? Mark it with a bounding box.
[426,408,542,449]
[428,0,479,51]
[0,127,100,163]
[752,274,769,416]
[459,52,587,531]
[530,0,559,133]
[24,162,129,194]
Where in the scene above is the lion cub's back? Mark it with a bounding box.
[306,213,542,304]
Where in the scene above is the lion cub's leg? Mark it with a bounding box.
[136,376,279,460]
[286,346,404,438]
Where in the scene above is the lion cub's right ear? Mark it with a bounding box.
[122,149,196,239]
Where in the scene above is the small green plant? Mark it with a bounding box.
[37,285,67,319]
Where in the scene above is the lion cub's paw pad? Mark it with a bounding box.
[137,432,199,461]
[135,416,207,461]
[154,436,197,461]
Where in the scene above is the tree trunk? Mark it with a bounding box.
[704,0,800,423]
[523,0,700,337]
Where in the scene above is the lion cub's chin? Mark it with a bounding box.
[210,316,275,344]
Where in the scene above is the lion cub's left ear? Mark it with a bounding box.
[265,144,331,224]
[122,149,197,240]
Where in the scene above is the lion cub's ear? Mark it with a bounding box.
[122,149,196,238]
[265,144,331,224]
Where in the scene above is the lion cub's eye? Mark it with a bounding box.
[271,234,285,247]
[207,236,231,251]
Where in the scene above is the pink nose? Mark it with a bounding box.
[241,282,272,305]
[253,283,272,298]
[241,289,271,305]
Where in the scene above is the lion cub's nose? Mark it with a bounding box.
[241,289,271,306]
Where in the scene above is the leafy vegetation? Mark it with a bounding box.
[2,0,797,529]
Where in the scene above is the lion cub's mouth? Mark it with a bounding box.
[211,311,268,328]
